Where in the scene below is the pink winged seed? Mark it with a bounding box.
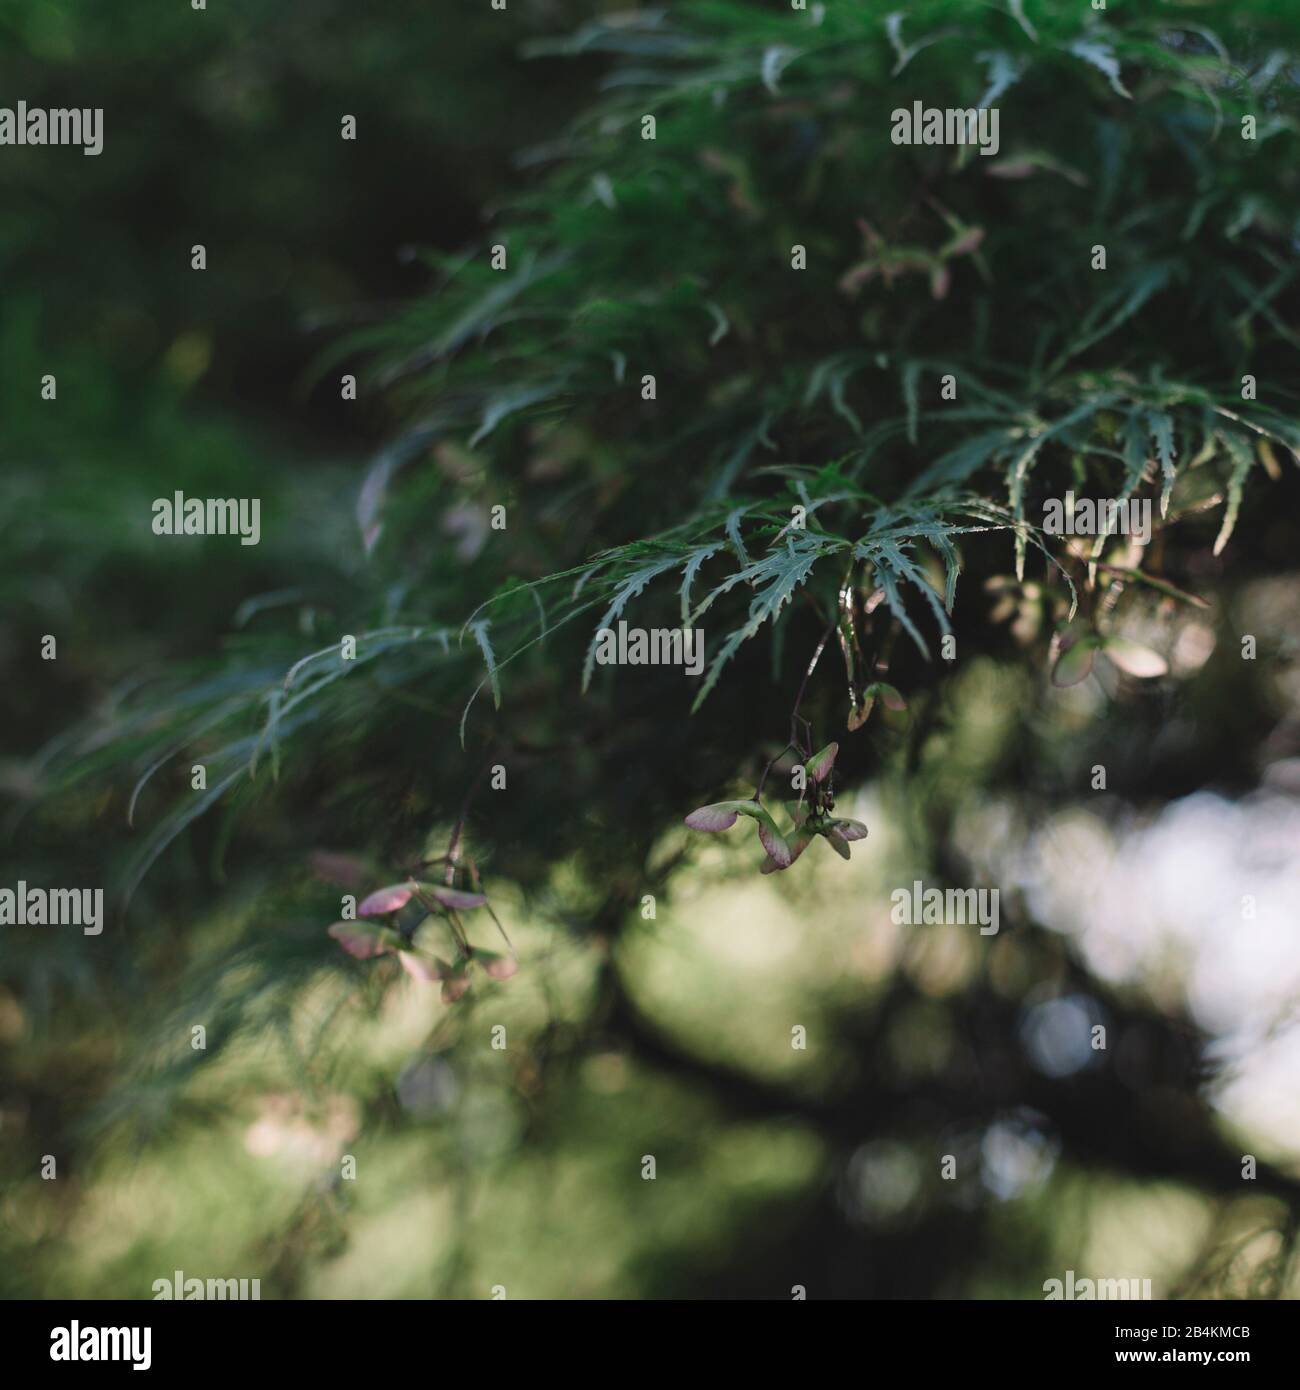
[424,886,488,911]
[758,822,793,868]
[327,922,396,960]
[398,951,450,982]
[805,742,839,783]
[684,804,741,832]
[441,973,472,1004]
[476,950,519,980]
[357,882,416,916]
[761,834,812,874]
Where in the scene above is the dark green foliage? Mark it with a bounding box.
[46,0,1300,892]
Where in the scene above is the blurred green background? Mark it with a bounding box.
[2,0,1300,1300]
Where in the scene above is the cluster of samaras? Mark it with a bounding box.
[686,741,867,873]
[327,878,516,1003]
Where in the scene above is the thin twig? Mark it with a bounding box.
[789,618,836,753]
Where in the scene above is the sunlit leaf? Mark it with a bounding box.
[761,45,798,96]
[1008,0,1037,43]
[466,619,502,709]
[1101,637,1168,678]
[1213,431,1255,556]
[1068,38,1131,99]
